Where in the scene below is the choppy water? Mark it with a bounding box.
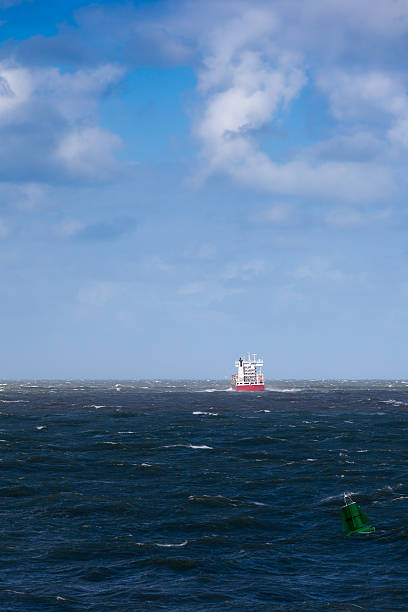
[1,379,408,610]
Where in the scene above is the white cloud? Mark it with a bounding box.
[230,154,393,202]
[3,0,408,202]
[194,11,307,185]
[0,64,32,122]
[317,70,408,122]
[185,2,400,202]
[0,62,123,125]
[57,126,122,180]
[0,61,124,183]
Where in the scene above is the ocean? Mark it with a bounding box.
[0,380,407,611]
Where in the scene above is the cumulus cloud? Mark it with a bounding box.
[174,0,402,202]
[0,61,124,184]
[2,0,408,205]
[57,126,121,181]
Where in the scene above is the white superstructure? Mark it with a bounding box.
[232,353,264,390]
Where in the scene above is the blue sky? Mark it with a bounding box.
[1,0,408,379]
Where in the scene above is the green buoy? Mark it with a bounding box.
[341,493,375,535]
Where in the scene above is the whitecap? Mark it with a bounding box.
[162,443,213,450]
[36,426,46,430]
[319,493,344,503]
[189,444,213,449]
[380,399,407,406]
[156,541,188,547]
[192,411,219,416]
[103,442,119,445]
[265,387,303,393]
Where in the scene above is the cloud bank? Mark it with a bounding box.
[1,0,408,208]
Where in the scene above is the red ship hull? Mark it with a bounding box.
[232,384,265,392]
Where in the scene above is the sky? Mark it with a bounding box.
[1,0,408,379]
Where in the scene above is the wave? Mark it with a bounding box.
[155,541,188,548]
[117,431,137,434]
[189,444,213,449]
[265,387,303,393]
[197,388,229,393]
[161,443,213,450]
[188,494,266,508]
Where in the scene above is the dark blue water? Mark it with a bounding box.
[1,380,408,610]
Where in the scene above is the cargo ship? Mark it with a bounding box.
[231,353,264,391]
